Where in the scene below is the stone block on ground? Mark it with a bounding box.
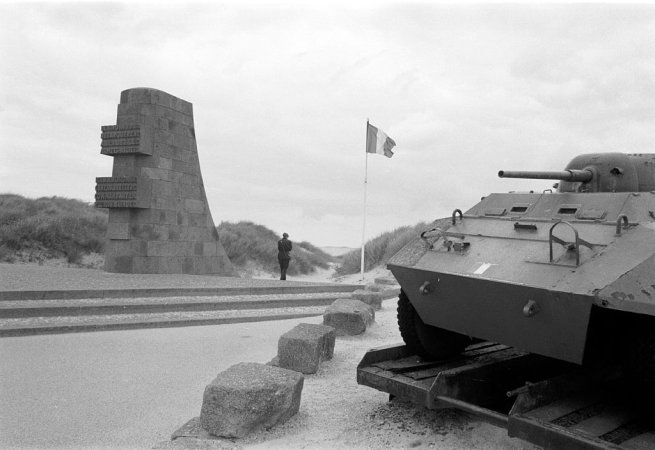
[364,283,385,292]
[323,298,374,336]
[364,283,389,292]
[379,286,401,300]
[351,289,384,310]
[200,362,303,438]
[277,323,336,374]
[374,276,398,285]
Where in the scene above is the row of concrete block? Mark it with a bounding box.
[196,277,400,439]
[275,278,400,373]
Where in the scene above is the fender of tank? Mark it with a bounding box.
[388,153,655,365]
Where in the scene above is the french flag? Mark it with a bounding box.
[366,122,396,158]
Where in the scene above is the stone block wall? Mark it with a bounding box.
[96,88,236,275]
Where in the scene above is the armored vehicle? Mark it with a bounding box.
[388,153,655,383]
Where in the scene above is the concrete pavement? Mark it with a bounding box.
[0,315,324,449]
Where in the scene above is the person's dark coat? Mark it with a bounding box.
[278,236,292,280]
[278,237,292,260]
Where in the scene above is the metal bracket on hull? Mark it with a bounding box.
[549,221,595,266]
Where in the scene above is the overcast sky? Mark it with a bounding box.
[1,2,654,247]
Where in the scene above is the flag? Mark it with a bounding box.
[366,122,396,158]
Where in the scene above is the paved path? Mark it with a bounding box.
[0,316,323,449]
[0,265,400,449]
[0,264,363,336]
[0,263,329,291]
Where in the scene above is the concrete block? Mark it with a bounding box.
[167,257,183,273]
[323,298,374,336]
[172,160,192,174]
[185,198,206,214]
[180,183,201,199]
[380,286,401,300]
[351,289,384,310]
[131,224,163,241]
[154,105,188,124]
[203,242,218,256]
[364,283,385,292]
[154,117,169,131]
[182,257,194,274]
[105,255,133,273]
[111,156,138,177]
[106,222,129,240]
[171,148,192,162]
[173,134,193,150]
[159,210,177,225]
[151,180,173,198]
[132,256,161,273]
[277,323,336,374]
[107,209,130,223]
[374,276,398,285]
[200,362,303,438]
[155,142,174,158]
[168,225,182,240]
[154,129,175,145]
[127,208,156,225]
[106,240,147,257]
[140,167,171,181]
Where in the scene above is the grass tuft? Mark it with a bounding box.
[336,222,429,275]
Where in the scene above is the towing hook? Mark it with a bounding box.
[419,281,432,295]
[523,300,539,317]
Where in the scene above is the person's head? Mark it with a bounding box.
[283,232,289,238]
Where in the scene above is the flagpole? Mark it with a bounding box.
[361,120,369,280]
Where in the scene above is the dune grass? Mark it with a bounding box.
[0,194,108,264]
[336,222,429,275]
[0,193,424,277]
[217,221,335,276]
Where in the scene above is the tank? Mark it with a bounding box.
[388,152,655,386]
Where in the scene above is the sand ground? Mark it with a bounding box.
[176,300,537,450]
[158,265,537,450]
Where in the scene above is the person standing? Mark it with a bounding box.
[277,232,292,280]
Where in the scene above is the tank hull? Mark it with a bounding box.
[390,265,593,363]
[388,190,655,365]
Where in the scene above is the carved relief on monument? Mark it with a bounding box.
[95,88,236,276]
[100,125,153,156]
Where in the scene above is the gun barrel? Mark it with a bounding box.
[498,169,593,183]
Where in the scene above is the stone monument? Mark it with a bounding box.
[95,88,236,275]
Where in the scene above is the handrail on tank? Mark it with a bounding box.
[420,227,445,249]
[452,209,463,225]
[616,215,629,236]
[549,221,580,266]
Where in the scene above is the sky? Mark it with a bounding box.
[1,2,654,248]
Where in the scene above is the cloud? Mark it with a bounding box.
[2,3,655,247]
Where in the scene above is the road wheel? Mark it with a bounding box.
[397,289,470,360]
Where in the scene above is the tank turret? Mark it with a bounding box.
[499,152,655,193]
[387,152,655,394]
